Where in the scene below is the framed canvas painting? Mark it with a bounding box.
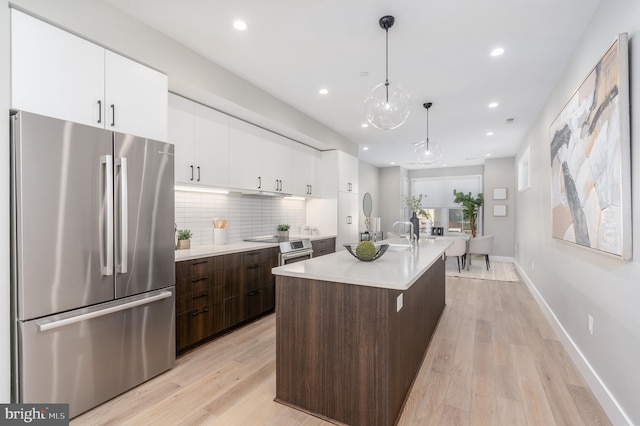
[549,33,631,260]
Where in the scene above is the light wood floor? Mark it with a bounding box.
[72,276,611,425]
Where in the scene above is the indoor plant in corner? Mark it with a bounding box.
[452,190,484,237]
[277,224,290,239]
[176,229,193,250]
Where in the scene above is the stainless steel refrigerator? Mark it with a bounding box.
[10,111,176,418]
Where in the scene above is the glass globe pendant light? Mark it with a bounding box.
[414,102,442,165]
[364,15,410,130]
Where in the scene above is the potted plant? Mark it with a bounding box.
[452,190,484,237]
[277,224,290,239]
[176,229,193,250]
[404,194,430,239]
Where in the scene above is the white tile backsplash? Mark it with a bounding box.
[175,191,307,247]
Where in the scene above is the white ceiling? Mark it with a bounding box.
[103,0,601,169]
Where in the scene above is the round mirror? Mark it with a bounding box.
[362,192,373,216]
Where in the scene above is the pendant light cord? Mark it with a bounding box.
[426,106,430,150]
[385,27,389,103]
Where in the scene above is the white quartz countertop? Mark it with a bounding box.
[174,234,336,262]
[271,238,453,291]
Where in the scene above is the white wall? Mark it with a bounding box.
[1,0,11,403]
[483,157,515,257]
[357,161,379,233]
[515,0,640,423]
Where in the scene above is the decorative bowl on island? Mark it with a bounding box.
[343,242,389,262]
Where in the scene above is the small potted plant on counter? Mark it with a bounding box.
[277,224,290,239]
[176,229,193,250]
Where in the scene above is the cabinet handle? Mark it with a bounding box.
[190,165,194,181]
[348,182,352,192]
[97,100,102,123]
[192,260,207,265]
[347,216,352,224]
[258,176,262,189]
[275,179,279,191]
[192,308,209,317]
[280,180,283,191]
[110,104,115,127]
[192,292,209,299]
[248,290,261,296]
[248,264,260,269]
[191,276,209,283]
[197,166,201,182]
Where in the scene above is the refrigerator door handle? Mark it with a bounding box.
[100,155,114,276]
[37,290,172,332]
[117,157,128,274]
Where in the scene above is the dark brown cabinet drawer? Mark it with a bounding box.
[312,238,336,257]
[224,285,275,328]
[176,301,224,352]
[176,256,224,278]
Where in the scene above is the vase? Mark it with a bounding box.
[410,212,420,241]
[425,219,433,235]
[278,230,289,241]
[177,239,191,250]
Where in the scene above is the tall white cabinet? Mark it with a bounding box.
[11,9,167,142]
[307,150,359,250]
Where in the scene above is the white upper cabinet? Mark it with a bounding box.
[228,118,293,193]
[11,9,104,128]
[169,93,229,187]
[11,9,168,141]
[104,51,168,141]
[337,192,359,248]
[338,151,359,194]
[292,143,321,197]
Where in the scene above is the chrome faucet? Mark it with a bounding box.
[392,221,416,247]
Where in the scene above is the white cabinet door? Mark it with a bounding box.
[168,94,196,184]
[194,103,229,187]
[337,192,359,249]
[292,144,321,197]
[11,9,104,128]
[228,118,263,190]
[338,151,359,193]
[261,131,292,193]
[105,50,168,141]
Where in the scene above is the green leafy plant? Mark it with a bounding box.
[277,224,290,231]
[452,190,484,237]
[177,229,193,240]
[404,194,431,219]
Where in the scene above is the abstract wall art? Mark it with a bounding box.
[550,34,631,260]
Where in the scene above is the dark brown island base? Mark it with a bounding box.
[272,238,451,426]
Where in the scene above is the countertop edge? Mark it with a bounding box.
[174,234,336,262]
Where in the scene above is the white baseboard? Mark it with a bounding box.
[513,261,632,426]
[490,255,514,263]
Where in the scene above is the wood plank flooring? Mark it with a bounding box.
[71,276,611,425]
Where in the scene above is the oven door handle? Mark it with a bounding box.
[279,249,314,265]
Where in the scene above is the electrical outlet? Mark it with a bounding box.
[397,293,403,312]
[588,315,594,335]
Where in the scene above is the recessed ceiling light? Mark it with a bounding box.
[233,20,247,31]
[390,162,396,165]
[488,102,499,108]
[486,153,492,157]
[491,47,505,57]
[486,131,494,136]
[361,123,369,128]
[318,88,328,95]
[363,146,369,151]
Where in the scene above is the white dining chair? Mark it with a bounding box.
[468,235,494,270]
[445,237,467,273]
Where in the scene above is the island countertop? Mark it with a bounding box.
[272,238,452,291]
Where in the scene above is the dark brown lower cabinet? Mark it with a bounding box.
[175,246,278,354]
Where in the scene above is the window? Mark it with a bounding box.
[518,146,530,192]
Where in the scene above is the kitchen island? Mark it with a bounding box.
[271,238,451,426]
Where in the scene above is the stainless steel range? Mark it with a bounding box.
[279,239,313,265]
